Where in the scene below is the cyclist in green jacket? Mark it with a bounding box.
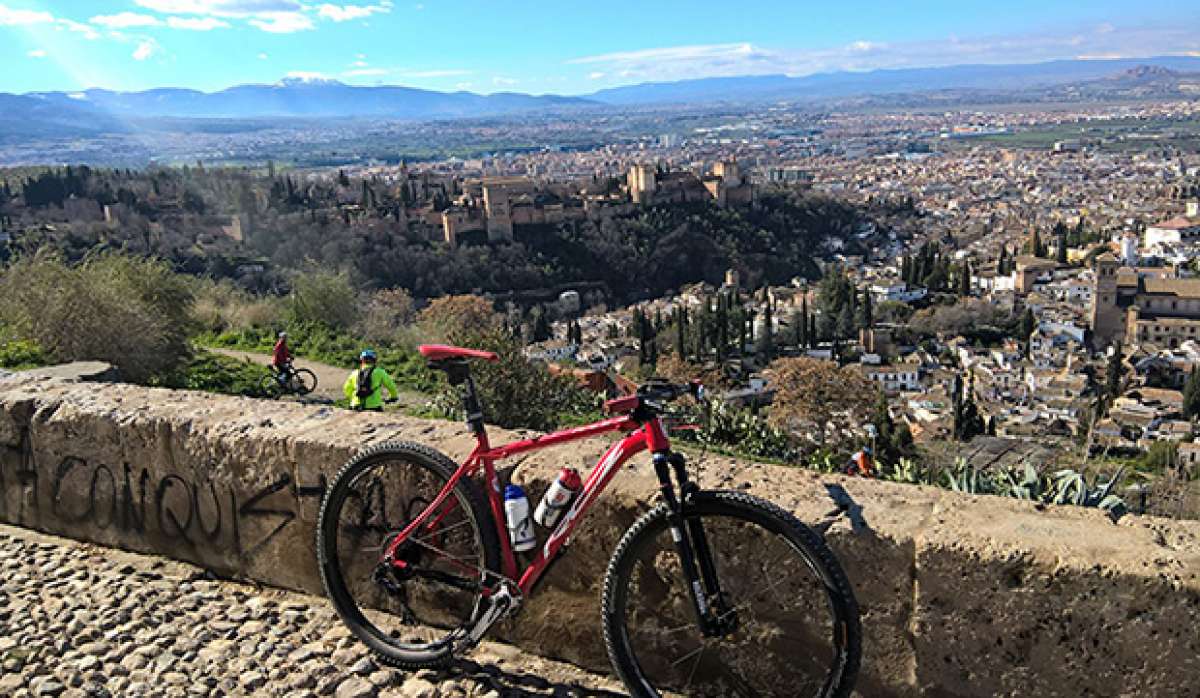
[343,349,399,411]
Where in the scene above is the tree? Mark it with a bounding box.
[1105,342,1125,403]
[836,304,855,343]
[856,289,873,330]
[958,261,972,297]
[799,295,810,349]
[531,309,552,343]
[767,357,875,447]
[1018,307,1036,357]
[952,373,985,441]
[286,267,360,331]
[356,288,415,345]
[1184,367,1200,420]
[419,294,499,339]
[760,301,775,359]
[1054,221,1068,265]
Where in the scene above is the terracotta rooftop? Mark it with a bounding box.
[1150,216,1200,230]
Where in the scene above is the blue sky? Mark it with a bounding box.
[2,1,1198,95]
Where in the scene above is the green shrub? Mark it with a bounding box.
[286,267,359,331]
[0,250,193,382]
[428,328,601,432]
[151,350,269,397]
[0,334,46,369]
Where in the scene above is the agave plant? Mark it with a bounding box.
[999,462,1045,501]
[1048,467,1127,516]
[944,457,996,495]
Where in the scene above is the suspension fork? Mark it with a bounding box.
[653,451,733,637]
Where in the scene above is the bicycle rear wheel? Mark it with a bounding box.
[259,374,282,398]
[317,442,501,669]
[292,368,318,395]
[602,490,861,698]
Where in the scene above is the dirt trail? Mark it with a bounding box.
[211,348,425,409]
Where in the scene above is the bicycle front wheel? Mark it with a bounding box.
[317,442,501,669]
[602,490,861,698]
[292,368,318,395]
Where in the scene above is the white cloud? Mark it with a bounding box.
[570,42,765,66]
[27,48,46,58]
[167,16,230,30]
[257,52,268,59]
[588,72,606,80]
[91,12,162,28]
[56,18,102,40]
[133,0,308,33]
[135,1,302,13]
[0,4,54,25]
[132,38,161,61]
[492,76,518,86]
[248,11,313,32]
[317,2,392,22]
[568,26,1200,83]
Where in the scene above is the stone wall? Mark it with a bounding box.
[1,373,1198,696]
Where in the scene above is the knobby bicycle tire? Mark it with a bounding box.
[317,441,502,669]
[602,490,861,698]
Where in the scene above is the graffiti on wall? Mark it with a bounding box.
[1,421,328,561]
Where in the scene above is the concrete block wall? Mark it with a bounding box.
[1,374,1198,696]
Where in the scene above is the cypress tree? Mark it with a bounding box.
[1184,367,1200,420]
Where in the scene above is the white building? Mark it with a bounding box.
[1145,216,1200,249]
[870,282,927,304]
[860,365,921,394]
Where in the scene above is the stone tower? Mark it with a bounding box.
[628,164,657,205]
[1090,252,1124,349]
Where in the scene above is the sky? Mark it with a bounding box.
[1,1,1198,95]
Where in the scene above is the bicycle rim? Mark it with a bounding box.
[604,492,860,698]
[319,446,498,660]
[295,368,317,394]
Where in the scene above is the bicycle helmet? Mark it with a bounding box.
[360,349,377,361]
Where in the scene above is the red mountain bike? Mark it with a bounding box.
[317,344,861,697]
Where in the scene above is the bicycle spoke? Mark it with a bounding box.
[612,502,851,698]
[322,448,495,660]
[683,646,704,690]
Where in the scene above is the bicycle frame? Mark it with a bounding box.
[383,412,671,596]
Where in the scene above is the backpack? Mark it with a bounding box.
[355,366,375,400]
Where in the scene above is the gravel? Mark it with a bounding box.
[0,525,626,697]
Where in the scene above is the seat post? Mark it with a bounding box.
[424,351,491,435]
[461,373,485,435]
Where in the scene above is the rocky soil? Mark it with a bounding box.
[0,524,626,698]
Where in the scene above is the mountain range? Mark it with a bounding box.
[586,55,1200,105]
[2,56,1199,140]
[24,77,593,120]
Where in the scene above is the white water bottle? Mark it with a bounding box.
[503,485,537,552]
[534,468,582,528]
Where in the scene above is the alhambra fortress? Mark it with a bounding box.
[437,160,754,246]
